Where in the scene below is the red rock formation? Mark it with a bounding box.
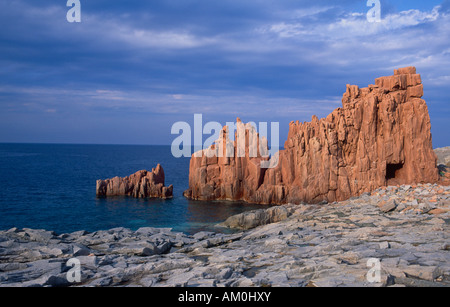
[184,67,441,204]
[96,164,173,199]
[183,118,270,202]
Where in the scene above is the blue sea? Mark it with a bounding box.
[0,144,266,234]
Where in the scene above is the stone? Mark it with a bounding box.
[396,202,407,212]
[39,246,64,258]
[434,147,450,166]
[401,265,442,281]
[192,231,216,241]
[96,164,173,199]
[76,255,99,270]
[73,244,91,257]
[7,259,64,285]
[62,230,89,241]
[264,238,286,247]
[22,229,56,243]
[85,277,113,287]
[45,274,72,287]
[428,208,448,215]
[0,263,28,272]
[111,242,157,256]
[379,242,391,249]
[218,206,293,230]
[418,203,433,214]
[20,250,43,262]
[139,276,159,287]
[379,200,397,213]
[6,227,20,234]
[184,67,441,205]
[135,227,160,237]
[156,241,171,254]
[335,252,360,265]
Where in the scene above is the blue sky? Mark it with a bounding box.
[0,0,449,147]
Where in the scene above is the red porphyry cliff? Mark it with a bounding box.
[96,164,173,199]
[183,67,441,204]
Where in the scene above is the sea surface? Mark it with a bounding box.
[0,144,267,234]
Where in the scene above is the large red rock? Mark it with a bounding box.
[96,164,173,199]
[184,67,441,204]
[183,118,270,202]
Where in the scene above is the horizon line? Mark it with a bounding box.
[0,141,446,151]
[0,141,171,147]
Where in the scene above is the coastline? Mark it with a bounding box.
[1,183,448,287]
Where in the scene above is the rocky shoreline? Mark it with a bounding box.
[1,183,449,287]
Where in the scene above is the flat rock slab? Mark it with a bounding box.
[0,183,449,287]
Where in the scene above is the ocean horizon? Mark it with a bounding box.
[0,143,267,235]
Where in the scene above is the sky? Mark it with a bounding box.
[0,0,449,147]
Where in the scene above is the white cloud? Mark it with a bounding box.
[0,0,216,50]
[287,6,336,19]
[328,6,440,37]
[172,94,184,100]
[268,6,442,40]
[426,75,450,86]
[114,27,216,49]
[0,83,343,118]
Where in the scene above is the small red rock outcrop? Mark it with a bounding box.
[96,164,173,199]
[184,67,441,204]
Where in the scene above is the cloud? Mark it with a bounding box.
[0,0,449,146]
[266,5,442,41]
[329,7,440,36]
[259,4,450,77]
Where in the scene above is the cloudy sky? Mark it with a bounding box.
[0,0,449,147]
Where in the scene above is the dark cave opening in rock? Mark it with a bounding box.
[386,163,404,185]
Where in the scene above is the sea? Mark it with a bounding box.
[0,143,267,235]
